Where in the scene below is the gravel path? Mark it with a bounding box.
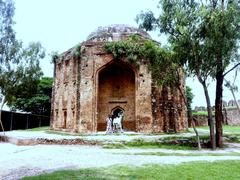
[1,130,240,179]
[0,130,200,143]
[1,142,240,180]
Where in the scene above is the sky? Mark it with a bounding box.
[13,0,240,108]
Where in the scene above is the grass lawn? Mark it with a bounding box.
[222,125,240,133]
[195,125,240,143]
[131,152,240,156]
[19,126,50,131]
[23,160,240,180]
[124,140,198,150]
[197,125,240,133]
[103,143,197,150]
[192,111,209,116]
[103,139,198,150]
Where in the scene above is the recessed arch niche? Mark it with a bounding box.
[97,61,136,131]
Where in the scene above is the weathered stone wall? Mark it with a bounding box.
[193,109,240,126]
[225,109,240,125]
[52,54,78,132]
[51,25,188,133]
[135,64,153,133]
[192,115,208,126]
[151,85,187,133]
[51,42,187,133]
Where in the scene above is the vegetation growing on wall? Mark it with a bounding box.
[72,43,82,59]
[104,36,181,87]
[51,43,82,64]
[50,52,60,63]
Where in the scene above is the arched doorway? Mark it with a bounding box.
[97,61,136,131]
[111,107,124,130]
[112,107,124,118]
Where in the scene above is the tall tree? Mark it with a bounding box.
[205,0,240,147]
[0,0,15,60]
[0,42,45,130]
[0,0,16,132]
[137,0,240,148]
[10,77,53,116]
[0,0,45,132]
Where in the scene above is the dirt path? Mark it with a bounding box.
[1,142,240,180]
[0,130,198,143]
[1,130,240,179]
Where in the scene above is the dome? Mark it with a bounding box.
[86,24,151,42]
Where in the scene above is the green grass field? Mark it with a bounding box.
[23,160,240,180]
[192,111,209,116]
[197,125,240,133]
[103,141,197,150]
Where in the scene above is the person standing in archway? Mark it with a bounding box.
[106,114,113,133]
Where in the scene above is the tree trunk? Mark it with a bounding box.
[192,117,201,150]
[215,0,225,149]
[188,109,201,150]
[215,58,224,148]
[201,79,216,149]
[197,76,216,149]
[0,97,6,135]
[177,85,201,150]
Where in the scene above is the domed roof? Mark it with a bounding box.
[86,24,151,42]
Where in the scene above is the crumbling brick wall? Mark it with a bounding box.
[51,25,187,133]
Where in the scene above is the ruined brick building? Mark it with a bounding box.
[51,24,187,133]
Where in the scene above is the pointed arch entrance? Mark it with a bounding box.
[97,61,136,131]
[111,106,124,118]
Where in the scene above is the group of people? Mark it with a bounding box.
[106,112,124,133]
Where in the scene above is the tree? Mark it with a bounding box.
[10,77,53,116]
[0,42,45,130]
[224,67,240,115]
[0,0,16,132]
[186,86,201,150]
[136,0,240,148]
[207,1,240,147]
[0,0,45,132]
[186,86,194,122]
[0,0,15,60]
[136,0,216,149]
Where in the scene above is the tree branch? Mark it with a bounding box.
[223,63,240,77]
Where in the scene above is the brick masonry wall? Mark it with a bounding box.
[51,40,188,133]
[193,109,240,126]
[225,109,240,125]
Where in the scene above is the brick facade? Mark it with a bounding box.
[51,25,187,133]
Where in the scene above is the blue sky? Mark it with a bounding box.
[13,0,239,107]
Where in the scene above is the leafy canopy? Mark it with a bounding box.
[0,0,45,107]
[136,0,240,80]
[10,77,53,116]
